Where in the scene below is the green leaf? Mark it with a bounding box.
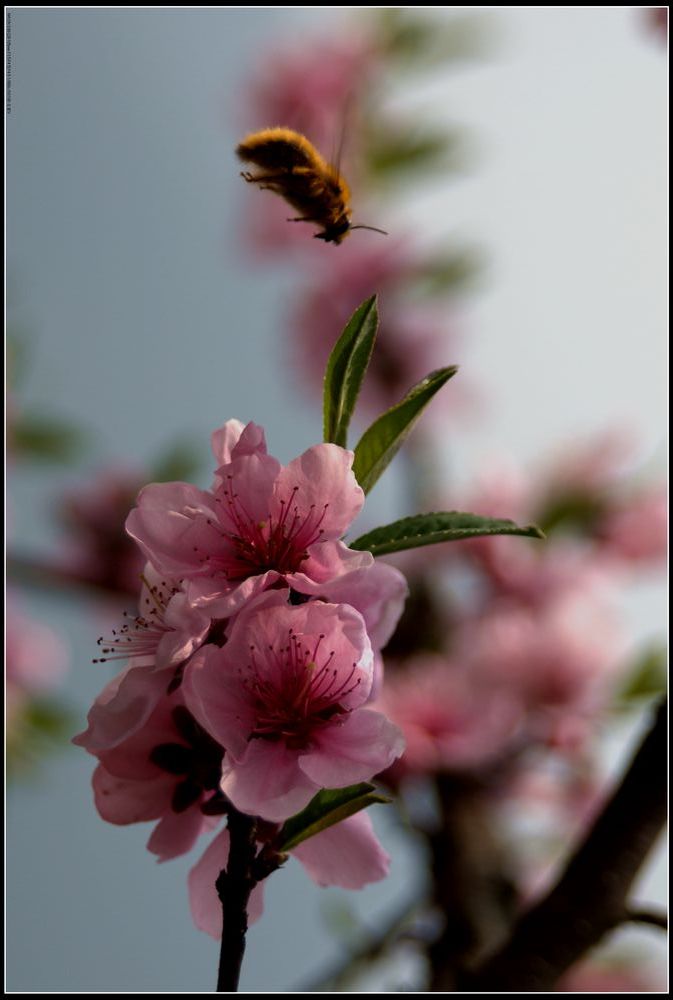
[364,127,461,179]
[11,415,87,463]
[351,511,545,557]
[323,296,379,448]
[615,644,667,707]
[415,247,484,296]
[352,367,458,494]
[375,10,497,68]
[277,783,391,852]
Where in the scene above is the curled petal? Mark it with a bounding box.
[288,539,373,588]
[186,569,281,617]
[211,419,265,467]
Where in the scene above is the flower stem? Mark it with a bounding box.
[216,809,258,992]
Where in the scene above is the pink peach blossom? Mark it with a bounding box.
[74,568,211,752]
[92,566,211,675]
[86,691,223,862]
[126,420,366,619]
[189,810,389,938]
[185,591,404,822]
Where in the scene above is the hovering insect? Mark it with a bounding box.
[236,127,387,246]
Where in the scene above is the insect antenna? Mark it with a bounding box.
[349,224,389,236]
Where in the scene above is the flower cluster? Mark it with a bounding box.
[75,419,407,934]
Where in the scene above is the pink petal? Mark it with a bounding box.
[273,444,364,541]
[299,709,405,788]
[288,539,373,588]
[182,646,255,758]
[186,569,281,617]
[210,419,247,466]
[303,558,409,650]
[125,481,220,577]
[214,452,281,525]
[188,828,265,939]
[92,764,172,824]
[220,740,318,822]
[147,804,208,862]
[73,662,167,755]
[156,593,211,669]
[292,811,390,889]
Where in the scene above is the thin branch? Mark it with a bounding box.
[7,552,133,601]
[457,699,667,992]
[216,809,258,993]
[625,906,668,931]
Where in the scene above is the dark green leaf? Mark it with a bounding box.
[11,415,87,463]
[323,296,379,447]
[277,783,391,852]
[352,367,458,494]
[351,511,545,557]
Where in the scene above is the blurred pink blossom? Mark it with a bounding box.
[596,485,667,566]
[378,654,522,780]
[559,955,664,992]
[457,593,624,750]
[60,468,146,597]
[6,595,69,726]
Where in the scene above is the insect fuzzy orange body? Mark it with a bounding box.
[236,127,354,245]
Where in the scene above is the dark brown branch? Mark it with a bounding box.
[428,774,520,990]
[457,699,667,992]
[216,809,258,993]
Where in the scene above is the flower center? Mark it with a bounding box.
[197,479,329,579]
[245,629,361,750]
